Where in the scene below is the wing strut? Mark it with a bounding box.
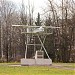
[37,34,50,59]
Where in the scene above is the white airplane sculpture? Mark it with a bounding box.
[12,25,60,35]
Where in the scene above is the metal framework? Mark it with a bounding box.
[12,24,60,60]
[21,27,53,59]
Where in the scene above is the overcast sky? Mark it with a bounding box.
[7,0,47,17]
[7,0,62,19]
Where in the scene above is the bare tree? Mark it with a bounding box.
[0,0,16,62]
[43,0,75,62]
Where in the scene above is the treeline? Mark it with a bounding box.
[0,0,75,63]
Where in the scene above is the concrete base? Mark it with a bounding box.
[21,58,52,66]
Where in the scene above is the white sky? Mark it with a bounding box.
[7,0,62,19]
[7,0,47,18]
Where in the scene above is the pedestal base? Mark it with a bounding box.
[21,58,52,66]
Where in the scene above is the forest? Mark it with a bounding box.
[0,0,75,63]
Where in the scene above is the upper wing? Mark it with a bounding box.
[12,25,60,29]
